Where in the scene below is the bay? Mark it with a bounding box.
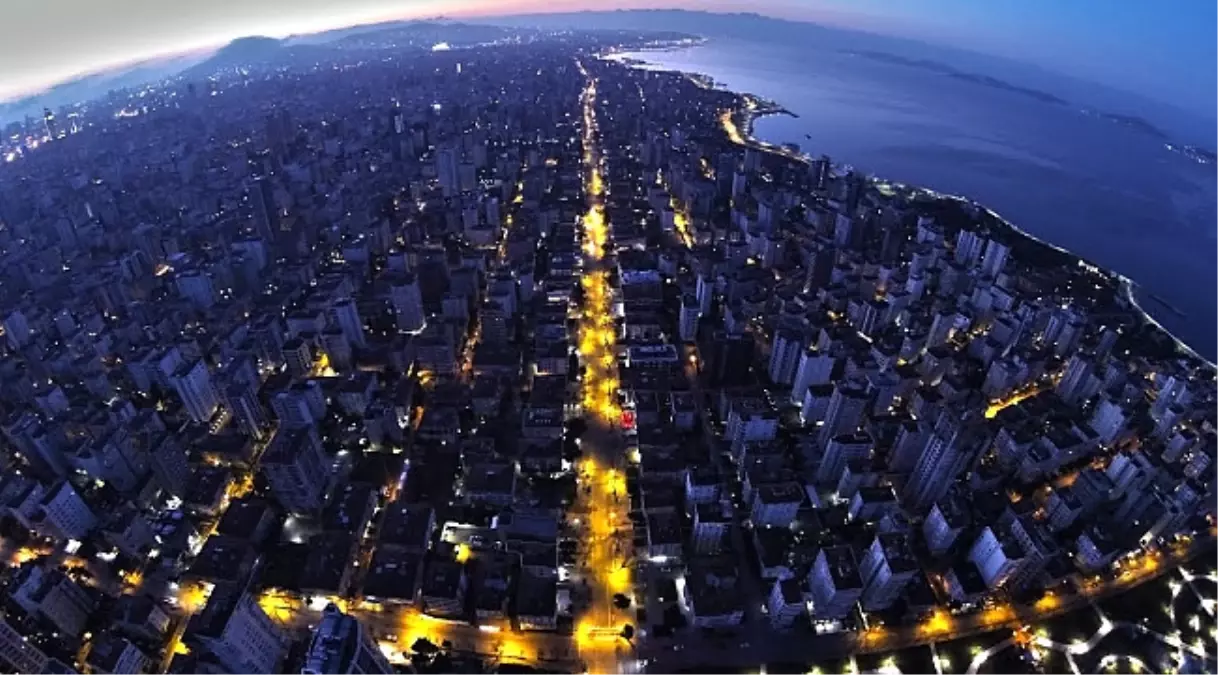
[615,39,1217,359]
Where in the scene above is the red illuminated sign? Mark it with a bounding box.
[621,410,636,430]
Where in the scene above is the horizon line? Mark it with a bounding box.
[0,6,839,107]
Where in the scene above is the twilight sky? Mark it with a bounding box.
[3,0,1215,117]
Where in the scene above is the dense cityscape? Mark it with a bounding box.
[0,20,1213,675]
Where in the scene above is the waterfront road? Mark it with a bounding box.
[641,536,1215,672]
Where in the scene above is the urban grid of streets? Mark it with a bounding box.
[194,51,1216,675]
[254,57,637,675]
[2,24,1218,672]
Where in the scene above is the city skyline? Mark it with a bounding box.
[3,0,1214,119]
[0,18,1211,675]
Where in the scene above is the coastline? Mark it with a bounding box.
[602,47,1218,668]
[615,49,1213,371]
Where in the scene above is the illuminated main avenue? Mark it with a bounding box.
[571,57,636,673]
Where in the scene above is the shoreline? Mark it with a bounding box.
[602,46,1218,668]
[610,48,1213,370]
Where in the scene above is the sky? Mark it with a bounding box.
[3,0,1214,117]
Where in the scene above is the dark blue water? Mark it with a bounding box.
[618,40,1217,359]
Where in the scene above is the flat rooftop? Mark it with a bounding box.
[820,545,862,589]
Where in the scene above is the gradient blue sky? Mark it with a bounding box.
[3,0,1214,117]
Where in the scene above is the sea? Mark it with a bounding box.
[614,39,1217,361]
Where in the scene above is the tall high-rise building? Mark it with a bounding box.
[11,565,94,638]
[249,178,279,242]
[1,413,68,478]
[0,615,53,673]
[87,634,154,675]
[817,432,873,485]
[926,310,956,349]
[699,331,754,388]
[696,274,714,315]
[261,427,329,516]
[679,294,700,342]
[807,545,862,620]
[818,382,868,447]
[923,499,968,556]
[743,147,761,172]
[436,145,460,196]
[390,273,426,333]
[35,481,98,540]
[1056,355,1095,405]
[223,383,271,441]
[768,328,803,386]
[171,360,219,424]
[903,419,979,512]
[809,155,831,190]
[390,106,406,135]
[1150,374,1187,421]
[859,533,917,611]
[887,420,928,473]
[715,153,736,195]
[1089,396,1127,445]
[968,526,1024,590]
[302,604,392,674]
[1095,327,1119,359]
[980,239,1009,277]
[805,241,837,292]
[270,381,326,430]
[187,584,285,674]
[954,230,984,266]
[281,338,313,378]
[790,347,835,406]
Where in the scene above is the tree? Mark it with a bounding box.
[429,653,455,673]
[412,638,438,656]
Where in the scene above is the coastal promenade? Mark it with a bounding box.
[705,68,1214,369]
[642,536,1215,672]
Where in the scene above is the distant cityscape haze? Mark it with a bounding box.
[2,0,1214,121]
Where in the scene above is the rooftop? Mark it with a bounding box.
[378,502,435,551]
[188,535,256,583]
[820,545,862,589]
[876,532,918,574]
[420,557,465,599]
[361,548,423,601]
[299,533,357,594]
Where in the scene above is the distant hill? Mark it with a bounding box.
[465,10,842,42]
[284,18,461,45]
[0,50,211,123]
[285,20,420,45]
[0,21,530,124]
[199,35,282,62]
[179,35,328,79]
[323,20,522,51]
